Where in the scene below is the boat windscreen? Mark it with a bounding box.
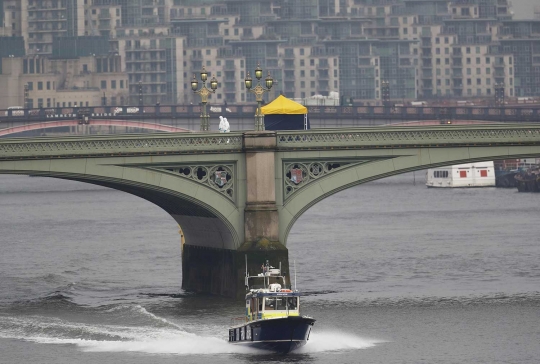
[264,297,297,311]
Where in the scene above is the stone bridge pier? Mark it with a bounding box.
[181,131,289,300]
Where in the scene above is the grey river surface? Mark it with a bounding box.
[0,173,539,364]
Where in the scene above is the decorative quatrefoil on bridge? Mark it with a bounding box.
[283,160,363,202]
[159,164,235,201]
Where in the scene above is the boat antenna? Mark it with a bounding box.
[294,260,297,291]
[244,254,248,290]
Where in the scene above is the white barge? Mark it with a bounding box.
[426,161,496,188]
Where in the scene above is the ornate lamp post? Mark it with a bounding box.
[191,66,218,131]
[381,80,390,107]
[244,63,273,131]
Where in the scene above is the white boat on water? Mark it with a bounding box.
[426,161,496,188]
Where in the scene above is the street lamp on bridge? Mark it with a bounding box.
[191,66,218,131]
[494,82,505,106]
[381,80,390,107]
[244,63,273,131]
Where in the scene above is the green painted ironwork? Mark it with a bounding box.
[276,124,540,149]
[0,132,244,160]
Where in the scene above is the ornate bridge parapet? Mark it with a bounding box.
[0,132,244,159]
[276,124,540,149]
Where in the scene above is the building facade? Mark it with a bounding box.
[1,0,539,107]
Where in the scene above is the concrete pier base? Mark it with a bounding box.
[182,240,289,299]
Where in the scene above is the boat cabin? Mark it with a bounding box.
[243,262,301,322]
[246,288,300,322]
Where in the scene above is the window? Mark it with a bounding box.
[460,170,467,178]
[111,80,117,89]
[466,47,471,54]
[37,82,43,90]
[300,60,305,66]
[310,70,315,77]
[480,170,488,177]
[120,80,124,88]
[300,48,304,55]
[310,59,314,66]
[101,80,106,89]
[46,81,51,90]
[234,28,238,36]
[476,57,480,64]
[477,78,481,85]
[206,49,210,55]
[27,82,33,90]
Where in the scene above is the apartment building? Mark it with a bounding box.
[0,53,128,109]
[21,0,85,55]
[1,0,540,106]
[116,27,183,104]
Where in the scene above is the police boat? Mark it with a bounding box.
[228,259,315,353]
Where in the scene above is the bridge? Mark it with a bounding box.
[0,120,190,137]
[2,104,540,129]
[1,124,540,298]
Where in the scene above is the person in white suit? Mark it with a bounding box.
[223,117,230,132]
[218,116,225,133]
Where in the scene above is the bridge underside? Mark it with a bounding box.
[0,156,246,297]
[278,144,540,245]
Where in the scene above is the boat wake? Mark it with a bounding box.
[0,312,259,355]
[298,331,383,353]
[0,303,380,356]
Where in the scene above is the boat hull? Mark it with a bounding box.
[229,316,315,354]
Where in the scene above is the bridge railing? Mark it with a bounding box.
[2,105,540,122]
[276,124,540,149]
[3,125,540,160]
[0,132,244,159]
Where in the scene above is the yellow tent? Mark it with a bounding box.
[260,95,310,130]
[261,95,307,115]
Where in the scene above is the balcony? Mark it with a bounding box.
[28,17,67,22]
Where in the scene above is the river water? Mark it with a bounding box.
[0,173,539,364]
